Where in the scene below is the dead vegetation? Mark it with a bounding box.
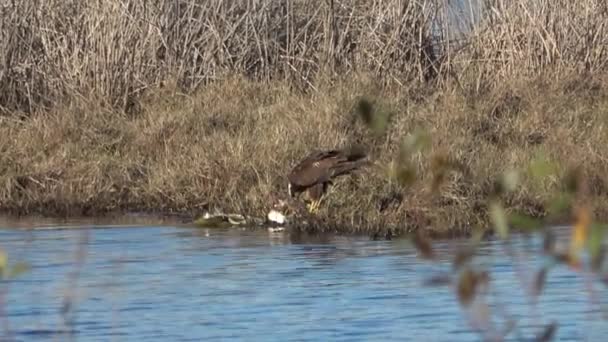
[0,0,607,237]
[1,74,607,237]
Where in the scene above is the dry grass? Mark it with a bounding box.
[0,0,441,113]
[1,74,607,237]
[0,0,607,237]
[2,0,604,113]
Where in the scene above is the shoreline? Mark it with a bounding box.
[0,209,192,230]
[1,75,607,239]
[0,208,582,245]
[0,204,582,241]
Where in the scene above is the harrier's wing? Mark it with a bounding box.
[288,150,345,187]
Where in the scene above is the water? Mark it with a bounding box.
[0,217,607,341]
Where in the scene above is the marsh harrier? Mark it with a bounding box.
[287,147,369,213]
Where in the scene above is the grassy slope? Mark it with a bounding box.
[1,0,607,237]
[1,74,607,237]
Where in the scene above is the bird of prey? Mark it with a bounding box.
[287,147,369,213]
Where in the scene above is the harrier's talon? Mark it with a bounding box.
[307,200,322,214]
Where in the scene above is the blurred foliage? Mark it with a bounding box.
[356,97,608,341]
[0,248,31,280]
[355,97,391,138]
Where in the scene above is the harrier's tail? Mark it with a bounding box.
[331,160,370,177]
[330,149,370,178]
[344,145,367,162]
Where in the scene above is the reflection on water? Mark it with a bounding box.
[0,218,607,341]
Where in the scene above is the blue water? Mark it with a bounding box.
[0,219,607,341]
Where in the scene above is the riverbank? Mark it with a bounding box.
[1,0,607,238]
[1,74,607,237]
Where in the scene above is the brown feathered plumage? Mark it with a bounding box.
[287,147,369,212]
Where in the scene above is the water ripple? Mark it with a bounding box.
[0,225,607,341]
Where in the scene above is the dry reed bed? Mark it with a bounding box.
[0,0,607,236]
[1,0,606,113]
[1,75,607,237]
